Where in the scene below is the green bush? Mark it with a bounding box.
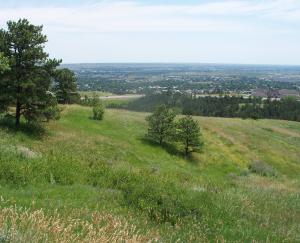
[239,169,250,177]
[122,177,205,224]
[93,103,105,120]
[249,160,277,177]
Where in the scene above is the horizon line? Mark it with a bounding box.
[61,62,300,67]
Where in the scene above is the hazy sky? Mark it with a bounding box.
[1,0,300,65]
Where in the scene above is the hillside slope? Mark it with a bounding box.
[0,105,299,242]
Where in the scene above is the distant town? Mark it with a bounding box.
[64,63,300,100]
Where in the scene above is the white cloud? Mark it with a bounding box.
[1,1,299,64]
[0,0,300,34]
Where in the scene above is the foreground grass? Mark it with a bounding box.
[0,105,299,242]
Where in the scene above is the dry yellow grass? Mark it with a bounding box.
[0,206,159,243]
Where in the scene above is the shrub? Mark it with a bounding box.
[239,169,250,177]
[93,103,105,120]
[121,177,205,225]
[249,160,277,177]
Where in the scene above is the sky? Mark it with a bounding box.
[0,0,300,65]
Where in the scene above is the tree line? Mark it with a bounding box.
[124,93,300,122]
[0,19,79,127]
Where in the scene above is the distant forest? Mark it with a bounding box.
[110,93,300,122]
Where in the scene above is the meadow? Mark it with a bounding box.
[0,105,299,242]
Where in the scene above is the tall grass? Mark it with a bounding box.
[0,206,155,242]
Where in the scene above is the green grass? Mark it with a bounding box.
[0,105,299,242]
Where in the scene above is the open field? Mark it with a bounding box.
[80,92,142,107]
[0,105,299,242]
[100,94,144,100]
[79,91,143,100]
[79,91,114,97]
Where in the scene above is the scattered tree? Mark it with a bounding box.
[146,104,175,145]
[0,19,61,126]
[176,115,202,156]
[93,103,105,120]
[54,68,79,104]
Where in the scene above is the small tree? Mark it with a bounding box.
[54,68,80,104]
[176,115,202,156]
[93,103,105,120]
[146,104,175,145]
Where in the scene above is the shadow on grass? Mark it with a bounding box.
[140,137,200,164]
[0,114,46,140]
[88,116,104,121]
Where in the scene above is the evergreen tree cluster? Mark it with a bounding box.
[127,93,300,122]
[183,96,300,121]
[147,105,202,156]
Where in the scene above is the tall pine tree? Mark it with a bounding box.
[0,19,61,126]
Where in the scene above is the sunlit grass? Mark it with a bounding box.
[0,105,299,241]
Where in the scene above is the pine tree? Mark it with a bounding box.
[146,104,175,145]
[176,115,202,156]
[54,68,79,104]
[0,52,9,72]
[0,19,61,126]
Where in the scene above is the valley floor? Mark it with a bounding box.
[0,105,299,242]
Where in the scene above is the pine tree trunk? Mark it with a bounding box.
[185,139,189,157]
[15,100,21,127]
[159,136,163,145]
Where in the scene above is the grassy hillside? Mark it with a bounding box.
[0,105,299,242]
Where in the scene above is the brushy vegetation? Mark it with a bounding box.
[0,105,299,241]
[92,103,105,121]
[249,160,278,177]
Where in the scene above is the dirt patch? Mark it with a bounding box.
[17,146,40,159]
[268,126,300,138]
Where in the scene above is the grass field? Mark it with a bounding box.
[80,91,141,107]
[0,105,299,242]
[79,91,114,97]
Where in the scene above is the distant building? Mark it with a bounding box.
[252,89,299,99]
[278,89,300,98]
